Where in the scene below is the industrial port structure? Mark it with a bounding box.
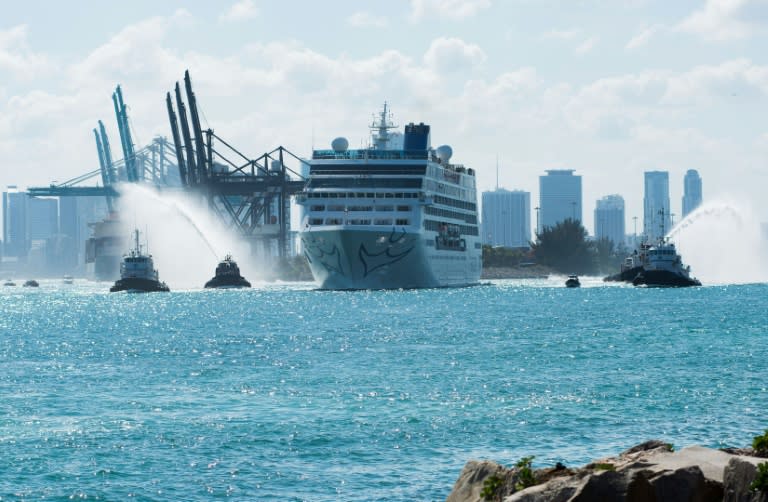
[28,70,308,264]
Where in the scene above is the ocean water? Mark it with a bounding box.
[1,277,766,501]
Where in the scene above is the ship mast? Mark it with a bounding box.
[134,229,141,255]
[370,102,397,150]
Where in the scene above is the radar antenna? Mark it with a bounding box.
[370,101,397,150]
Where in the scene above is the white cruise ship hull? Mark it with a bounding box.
[301,228,481,290]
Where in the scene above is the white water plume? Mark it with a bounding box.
[666,200,768,285]
[116,183,267,289]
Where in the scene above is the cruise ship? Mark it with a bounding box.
[298,104,481,290]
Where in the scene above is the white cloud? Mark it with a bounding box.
[575,36,599,54]
[676,0,768,41]
[67,15,184,91]
[541,29,598,55]
[625,24,665,49]
[423,37,486,73]
[541,28,581,41]
[410,0,491,21]
[347,11,388,28]
[0,24,51,80]
[220,0,259,23]
[560,58,768,142]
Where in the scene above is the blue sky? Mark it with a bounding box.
[2,0,767,234]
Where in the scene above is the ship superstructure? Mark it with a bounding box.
[298,103,481,289]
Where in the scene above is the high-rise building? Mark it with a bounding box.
[643,171,671,242]
[594,195,625,247]
[538,169,582,233]
[682,169,702,218]
[27,197,58,240]
[481,188,531,248]
[2,186,28,257]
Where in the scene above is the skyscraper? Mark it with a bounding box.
[27,197,58,240]
[2,186,28,258]
[594,195,625,247]
[481,188,531,248]
[538,169,582,233]
[682,169,702,218]
[643,171,671,242]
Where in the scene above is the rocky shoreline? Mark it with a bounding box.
[446,440,768,501]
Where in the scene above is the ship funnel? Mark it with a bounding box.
[403,122,430,151]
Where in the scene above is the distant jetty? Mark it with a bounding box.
[446,440,768,501]
[481,264,553,280]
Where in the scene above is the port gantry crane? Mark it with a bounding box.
[165,70,307,260]
[28,86,180,202]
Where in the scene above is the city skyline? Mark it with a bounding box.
[643,170,672,241]
[538,169,582,233]
[594,194,626,246]
[481,188,530,248]
[1,1,767,236]
[683,168,703,217]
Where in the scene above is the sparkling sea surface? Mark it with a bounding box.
[1,277,766,501]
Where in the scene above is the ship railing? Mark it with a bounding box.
[312,149,429,161]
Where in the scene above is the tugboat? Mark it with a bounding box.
[109,230,170,293]
[565,275,581,288]
[23,279,39,288]
[631,209,701,288]
[631,239,701,287]
[204,254,251,289]
[603,243,650,282]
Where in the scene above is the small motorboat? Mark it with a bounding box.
[3,279,16,287]
[23,279,40,288]
[565,275,580,288]
[63,275,74,284]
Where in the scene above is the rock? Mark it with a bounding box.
[446,459,507,502]
[621,439,672,456]
[723,456,768,502]
[445,441,768,502]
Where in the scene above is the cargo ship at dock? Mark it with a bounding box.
[298,104,482,290]
[85,213,124,281]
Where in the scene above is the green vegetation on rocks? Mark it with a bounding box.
[750,462,768,492]
[753,429,768,457]
[514,456,537,491]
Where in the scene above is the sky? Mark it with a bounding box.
[1,0,767,235]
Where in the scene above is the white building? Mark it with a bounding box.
[538,169,582,233]
[682,169,702,218]
[594,195,625,247]
[481,188,531,248]
[643,171,671,242]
